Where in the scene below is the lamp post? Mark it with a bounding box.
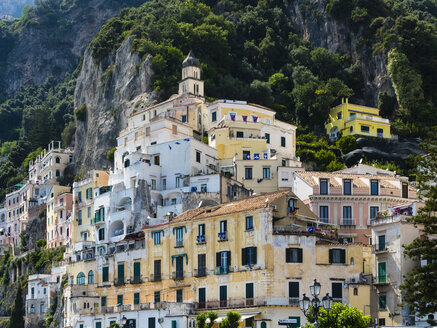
[299,279,333,328]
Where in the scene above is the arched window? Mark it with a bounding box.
[56,170,60,177]
[77,272,85,285]
[88,270,94,284]
[261,322,267,328]
[55,157,60,164]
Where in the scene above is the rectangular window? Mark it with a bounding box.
[236,131,244,138]
[117,263,124,284]
[289,281,299,303]
[263,167,270,179]
[96,322,102,328]
[281,136,286,147]
[320,179,328,194]
[320,206,329,223]
[134,292,140,305]
[154,155,160,166]
[176,289,183,303]
[154,291,160,303]
[153,231,161,245]
[172,321,177,328]
[246,283,254,305]
[378,235,386,251]
[78,210,82,225]
[379,294,387,310]
[378,262,387,283]
[361,125,370,133]
[102,267,109,282]
[98,228,104,241]
[343,179,352,195]
[379,319,386,326]
[370,206,379,220]
[243,150,250,160]
[40,303,44,314]
[196,151,201,163]
[371,180,379,195]
[149,318,156,328]
[220,220,227,233]
[329,249,346,264]
[78,191,82,202]
[154,260,161,281]
[219,285,227,307]
[87,206,91,218]
[175,227,184,247]
[245,216,253,230]
[343,206,352,225]
[242,247,257,266]
[117,294,123,305]
[402,182,409,198]
[286,248,303,263]
[134,262,141,281]
[245,167,252,179]
[151,179,156,190]
[265,133,270,144]
[182,115,187,123]
[332,282,342,301]
[198,287,206,308]
[216,251,231,273]
[162,179,166,190]
[198,224,205,237]
[176,177,181,188]
[211,112,217,122]
[198,254,206,276]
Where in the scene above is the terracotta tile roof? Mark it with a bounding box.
[295,171,414,190]
[148,191,291,226]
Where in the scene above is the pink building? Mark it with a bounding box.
[293,170,417,244]
[47,191,72,249]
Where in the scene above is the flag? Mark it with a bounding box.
[230,114,236,121]
[253,116,258,122]
[168,145,172,150]
[242,115,247,122]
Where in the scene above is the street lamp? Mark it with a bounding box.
[299,279,333,328]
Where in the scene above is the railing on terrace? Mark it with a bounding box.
[371,214,405,226]
[194,298,267,310]
[372,244,389,253]
[340,218,356,226]
[273,226,337,239]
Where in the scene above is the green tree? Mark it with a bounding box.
[8,283,25,328]
[401,130,437,325]
[197,311,218,328]
[336,135,358,154]
[220,312,241,328]
[304,302,370,328]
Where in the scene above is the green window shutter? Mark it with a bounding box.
[134,292,140,305]
[102,267,109,282]
[329,249,333,263]
[118,263,124,282]
[289,316,300,328]
[216,252,221,267]
[134,262,141,278]
[149,317,156,328]
[340,249,346,263]
[298,248,303,263]
[96,323,102,328]
[172,321,177,328]
[101,296,106,307]
[242,248,247,266]
[378,262,386,283]
[117,294,123,305]
[261,322,267,328]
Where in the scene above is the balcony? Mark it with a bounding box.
[150,274,161,282]
[289,297,299,306]
[93,213,104,225]
[215,266,229,275]
[54,202,65,212]
[196,235,206,244]
[340,218,356,227]
[218,232,228,241]
[175,240,184,248]
[194,267,207,277]
[130,276,142,284]
[373,275,389,285]
[194,298,267,310]
[114,278,125,286]
[172,271,184,280]
[372,244,389,253]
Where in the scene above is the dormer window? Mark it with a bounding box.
[320,179,328,195]
[343,179,352,195]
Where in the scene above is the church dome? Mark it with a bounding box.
[182,50,200,68]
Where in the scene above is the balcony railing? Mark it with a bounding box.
[150,274,161,282]
[215,266,229,275]
[340,218,356,226]
[373,275,389,285]
[175,240,183,247]
[114,278,125,286]
[194,267,207,277]
[93,213,104,225]
[130,276,142,284]
[194,298,267,310]
[218,232,228,241]
[372,244,388,253]
[289,297,299,306]
[196,235,206,244]
[172,271,184,280]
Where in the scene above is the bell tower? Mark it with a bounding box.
[178,51,204,97]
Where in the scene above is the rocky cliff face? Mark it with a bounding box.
[1,0,138,97]
[74,37,157,173]
[286,0,394,105]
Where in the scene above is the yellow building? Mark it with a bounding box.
[46,185,71,248]
[325,98,391,141]
[208,100,301,194]
[64,191,372,328]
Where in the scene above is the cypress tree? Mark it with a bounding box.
[8,283,25,328]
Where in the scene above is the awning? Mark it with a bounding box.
[207,312,260,323]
